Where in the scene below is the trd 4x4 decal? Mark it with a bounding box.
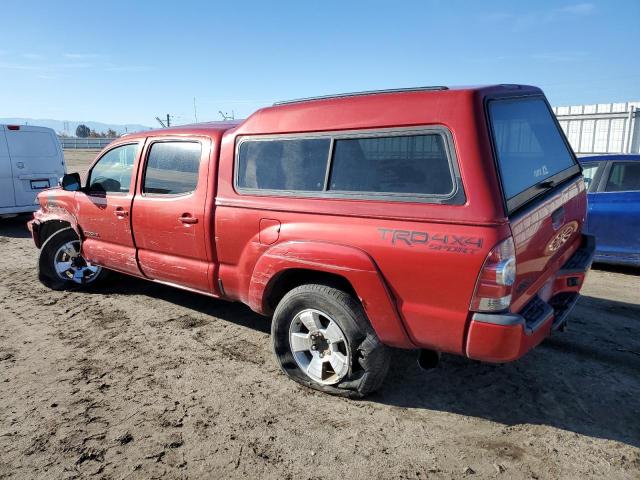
[377,228,483,254]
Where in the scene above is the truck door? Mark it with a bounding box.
[130,138,212,292]
[75,142,142,276]
[0,128,16,208]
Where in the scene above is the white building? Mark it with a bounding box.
[553,102,640,156]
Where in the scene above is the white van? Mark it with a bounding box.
[0,124,65,217]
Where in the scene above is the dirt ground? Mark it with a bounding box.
[0,151,639,479]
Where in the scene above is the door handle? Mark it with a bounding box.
[179,214,198,225]
[114,207,128,218]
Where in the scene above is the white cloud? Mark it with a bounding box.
[64,53,103,59]
[483,3,596,32]
[0,62,40,70]
[560,3,596,15]
[104,64,150,72]
[0,53,148,74]
[531,52,588,63]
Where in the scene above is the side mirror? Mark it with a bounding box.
[60,172,82,191]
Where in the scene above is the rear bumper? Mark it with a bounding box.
[465,234,595,363]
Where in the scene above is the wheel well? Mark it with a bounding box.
[265,269,358,312]
[38,220,72,247]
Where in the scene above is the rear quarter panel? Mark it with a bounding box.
[215,204,505,353]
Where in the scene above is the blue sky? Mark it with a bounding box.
[0,0,638,126]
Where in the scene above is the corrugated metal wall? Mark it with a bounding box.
[553,102,640,155]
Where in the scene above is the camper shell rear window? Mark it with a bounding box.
[487,96,580,212]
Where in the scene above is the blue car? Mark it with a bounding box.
[579,154,640,267]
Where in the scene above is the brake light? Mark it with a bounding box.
[7,125,20,130]
[470,237,516,312]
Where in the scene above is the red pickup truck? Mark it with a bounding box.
[29,85,595,397]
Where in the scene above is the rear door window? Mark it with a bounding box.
[604,162,640,192]
[6,131,57,157]
[143,142,202,195]
[488,97,578,208]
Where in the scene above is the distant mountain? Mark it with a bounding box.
[0,118,152,136]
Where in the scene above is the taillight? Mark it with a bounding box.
[470,237,516,312]
[7,125,20,130]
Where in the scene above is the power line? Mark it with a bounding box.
[218,110,235,121]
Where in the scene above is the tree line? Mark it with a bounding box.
[61,124,119,138]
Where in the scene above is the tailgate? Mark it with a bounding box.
[509,177,586,311]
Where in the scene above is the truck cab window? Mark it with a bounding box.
[88,144,138,194]
[143,142,202,195]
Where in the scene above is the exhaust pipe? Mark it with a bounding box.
[417,349,440,370]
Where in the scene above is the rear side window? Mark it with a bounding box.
[236,130,459,202]
[605,162,640,192]
[237,138,330,191]
[143,142,202,195]
[89,144,138,193]
[6,131,57,157]
[489,97,577,203]
[329,134,453,195]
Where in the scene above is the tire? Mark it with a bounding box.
[271,284,391,398]
[38,227,108,290]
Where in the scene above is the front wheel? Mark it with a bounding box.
[38,228,108,290]
[271,284,391,398]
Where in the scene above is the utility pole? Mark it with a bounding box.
[155,114,172,128]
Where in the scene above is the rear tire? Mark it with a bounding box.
[272,284,391,398]
[38,228,108,290]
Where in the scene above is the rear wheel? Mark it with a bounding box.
[38,228,107,290]
[272,284,391,398]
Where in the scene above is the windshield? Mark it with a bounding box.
[488,97,577,202]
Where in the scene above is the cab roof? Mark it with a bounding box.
[120,120,242,140]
